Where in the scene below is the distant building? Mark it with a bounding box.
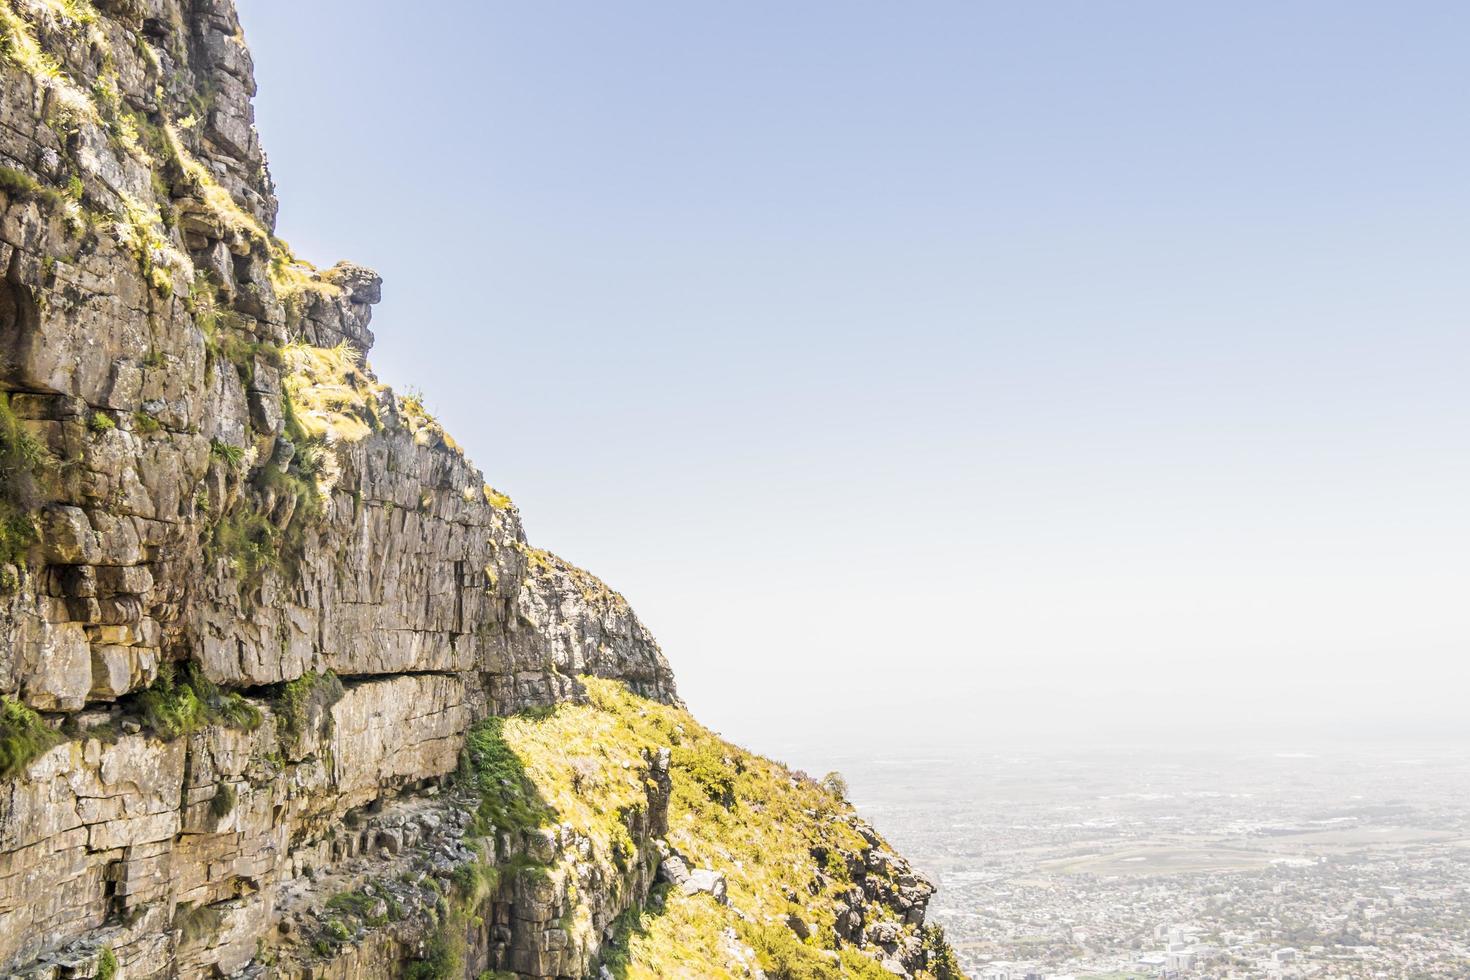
[979,965,1042,980]
[1167,950,1196,971]
[979,965,1013,980]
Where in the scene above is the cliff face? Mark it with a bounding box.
[0,2,959,978]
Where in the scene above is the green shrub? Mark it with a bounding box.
[206,397,330,592]
[88,411,115,434]
[96,946,117,980]
[208,507,279,584]
[610,821,637,871]
[837,949,899,979]
[402,925,464,980]
[0,167,40,198]
[325,887,396,927]
[138,665,205,737]
[326,890,372,915]
[671,741,737,808]
[138,662,261,739]
[132,410,161,434]
[0,499,35,575]
[0,695,59,779]
[257,453,319,523]
[921,924,964,980]
[821,848,851,885]
[399,387,431,423]
[818,771,848,800]
[217,330,263,377]
[215,690,264,730]
[449,858,500,908]
[213,391,328,585]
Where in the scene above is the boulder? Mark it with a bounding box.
[657,855,691,887]
[683,868,728,905]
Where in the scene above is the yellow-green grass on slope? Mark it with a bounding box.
[483,485,514,510]
[0,0,99,128]
[495,678,957,979]
[392,387,467,456]
[2,0,333,304]
[281,340,382,446]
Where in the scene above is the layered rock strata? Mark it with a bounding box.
[0,2,958,978]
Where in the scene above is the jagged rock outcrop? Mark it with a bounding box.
[0,2,961,978]
[495,548,678,711]
[0,0,674,714]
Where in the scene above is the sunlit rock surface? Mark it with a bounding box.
[0,1,959,976]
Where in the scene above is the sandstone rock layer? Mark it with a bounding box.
[0,2,959,978]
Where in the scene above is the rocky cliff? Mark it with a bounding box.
[0,2,962,978]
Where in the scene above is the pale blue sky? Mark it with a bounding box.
[238,1,1470,760]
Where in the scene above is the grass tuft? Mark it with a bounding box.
[209,780,236,819]
[137,661,261,740]
[281,340,379,446]
[209,438,244,468]
[0,695,59,779]
[275,670,345,748]
[483,485,513,510]
[0,165,77,209]
[0,392,51,573]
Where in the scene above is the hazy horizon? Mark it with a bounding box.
[237,1,1470,760]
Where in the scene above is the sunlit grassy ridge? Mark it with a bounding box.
[488,679,958,979]
[282,341,382,447]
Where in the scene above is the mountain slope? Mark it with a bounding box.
[0,1,963,976]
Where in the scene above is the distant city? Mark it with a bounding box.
[839,745,1470,979]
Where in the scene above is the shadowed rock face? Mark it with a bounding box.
[0,3,958,979]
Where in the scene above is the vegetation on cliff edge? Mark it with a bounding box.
[0,695,59,779]
[137,662,262,739]
[0,392,49,580]
[441,678,962,979]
